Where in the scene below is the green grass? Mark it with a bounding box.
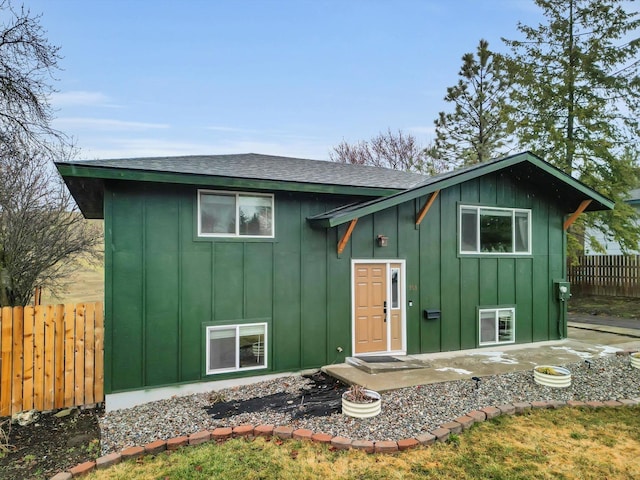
[85,406,640,480]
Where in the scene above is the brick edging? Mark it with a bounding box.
[49,397,640,479]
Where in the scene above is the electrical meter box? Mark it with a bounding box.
[554,280,571,302]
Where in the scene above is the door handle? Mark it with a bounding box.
[383,300,387,320]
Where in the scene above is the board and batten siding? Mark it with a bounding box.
[415,172,566,354]
[104,182,358,393]
[104,170,566,394]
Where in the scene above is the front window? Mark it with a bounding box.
[206,323,267,374]
[199,190,274,237]
[479,308,515,345]
[460,206,531,254]
[390,268,400,309]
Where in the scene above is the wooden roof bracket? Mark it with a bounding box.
[563,199,592,231]
[337,218,358,255]
[416,190,440,226]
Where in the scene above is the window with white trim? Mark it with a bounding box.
[460,206,531,254]
[198,190,274,237]
[391,267,400,309]
[479,308,515,345]
[206,323,267,374]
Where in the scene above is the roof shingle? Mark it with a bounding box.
[60,153,427,190]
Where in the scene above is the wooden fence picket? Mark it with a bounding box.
[23,306,34,412]
[53,304,65,409]
[74,303,85,407]
[44,305,56,411]
[94,305,104,403]
[34,306,45,411]
[84,302,95,405]
[11,306,24,415]
[0,307,13,416]
[63,303,75,408]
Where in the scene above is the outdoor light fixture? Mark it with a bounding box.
[377,235,388,247]
[585,359,592,369]
[472,376,481,390]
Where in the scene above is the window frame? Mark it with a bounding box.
[197,189,275,238]
[390,267,400,310]
[205,322,268,375]
[459,205,531,255]
[478,307,515,346]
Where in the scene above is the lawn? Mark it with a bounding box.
[85,406,640,480]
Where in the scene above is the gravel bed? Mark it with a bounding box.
[99,355,640,454]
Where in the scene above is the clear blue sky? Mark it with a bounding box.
[25,0,543,160]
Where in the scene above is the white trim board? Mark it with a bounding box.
[350,259,407,356]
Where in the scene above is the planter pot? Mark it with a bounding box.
[631,353,640,370]
[533,365,572,388]
[341,389,381,418]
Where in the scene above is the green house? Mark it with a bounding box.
[56,151,613,410]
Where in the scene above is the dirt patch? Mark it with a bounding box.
[569,294,640,319]
[206,371,347,420]
[0,408,101,480]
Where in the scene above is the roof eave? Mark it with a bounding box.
[308,152,615,228]
[56,163,404,214]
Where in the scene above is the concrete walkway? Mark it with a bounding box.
[568,312,640,332]
[323,323,640,392]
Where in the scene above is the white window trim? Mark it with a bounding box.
[459,205,531,255]
[350,259,407,356]
[390,267,401,310]
[478,307,516,346]
[206,322,268,375]
[197,189,275,238]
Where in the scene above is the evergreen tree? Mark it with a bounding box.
[503,0,640,254]
[426,39,513,168]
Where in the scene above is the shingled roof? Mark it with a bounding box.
[56,153,428,218]
[57,151,614,222]
[59,153,427,190]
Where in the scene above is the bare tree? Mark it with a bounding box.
[330,128,447,175]
[0,140,102,306]
[0,1,100,306]
[0,0,65,150]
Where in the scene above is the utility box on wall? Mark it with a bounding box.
[554,280,571,302]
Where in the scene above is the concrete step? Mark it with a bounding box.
[345,356,430,374]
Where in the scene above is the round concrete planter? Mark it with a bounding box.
[341,389,381,418]
[631,353,640,370]
[533,365,572,388]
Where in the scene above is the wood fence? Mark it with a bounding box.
[0,302,103,417]
[567,255,640,298]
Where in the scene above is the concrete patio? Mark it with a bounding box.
[323,322,640,392]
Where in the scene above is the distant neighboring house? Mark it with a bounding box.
[584,188,640,255]
[56,151,613,410]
